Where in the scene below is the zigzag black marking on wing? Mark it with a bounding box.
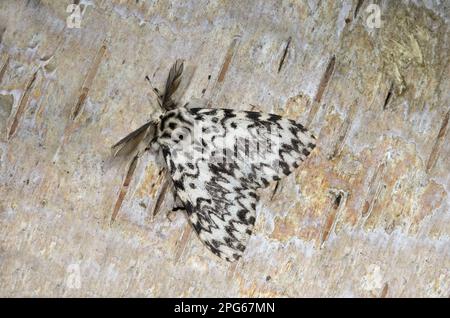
[156,107,316,261]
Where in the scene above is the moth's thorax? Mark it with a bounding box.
[156,108,194,148]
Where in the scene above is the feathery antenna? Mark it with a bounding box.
[160,59,184,110]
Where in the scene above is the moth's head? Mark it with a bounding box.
[112,60,185,158]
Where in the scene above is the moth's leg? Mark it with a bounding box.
[170,193,192,263]
[166,193,186,222]
[150,169,185,222]
[271,181,281,200]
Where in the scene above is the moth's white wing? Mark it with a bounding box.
[157,108,316,261]
[187,108,316,187]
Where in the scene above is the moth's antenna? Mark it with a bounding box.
[160,59,184,111]
[145,75,162,107]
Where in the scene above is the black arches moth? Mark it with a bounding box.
[112,60,316,262]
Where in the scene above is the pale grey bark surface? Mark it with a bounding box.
[0,0,449,297]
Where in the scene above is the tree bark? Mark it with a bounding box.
[0,0,449,297]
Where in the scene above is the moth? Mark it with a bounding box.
[112,60,316,262]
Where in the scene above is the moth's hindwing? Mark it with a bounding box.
[157,107,316,261]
